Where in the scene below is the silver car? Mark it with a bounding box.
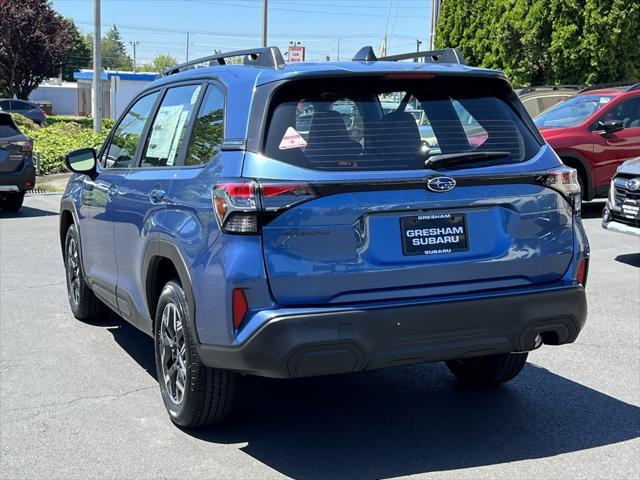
[603,157,640,236]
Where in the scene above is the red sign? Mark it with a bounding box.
[288,45,306,62]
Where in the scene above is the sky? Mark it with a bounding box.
[51,0,435,66]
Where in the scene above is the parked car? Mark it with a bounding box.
[534,83,640,200]
[0,99,47,125]
[516,85,581,118]
[60,46,588,428]
[602,157,640,236]
[0,112,35,212]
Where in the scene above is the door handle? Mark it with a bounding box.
[149,189,166,203]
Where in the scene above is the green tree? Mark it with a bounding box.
[101,24,133,70]
[139,53,178,72]
[581,0,640,84]
[0,0,74,99]
[62,21,91,81]
[435,0,640,86]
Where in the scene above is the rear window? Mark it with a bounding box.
[0,114,21,137]
[263,76,540,171]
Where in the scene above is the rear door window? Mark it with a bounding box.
[141,84,202,168]
[264,76,540,171]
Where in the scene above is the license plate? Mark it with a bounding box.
[622,199,640,219]
[400,213,468,256]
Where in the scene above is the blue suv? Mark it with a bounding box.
[60,46,589,427]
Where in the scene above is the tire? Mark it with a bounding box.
[2,192,24,212]
[445,352,528,387]
[64,224,109,321]
[154,280,235,428]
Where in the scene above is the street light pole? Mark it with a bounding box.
[92,0,102,133]
[261,0,268,47]
[130,41,139,72]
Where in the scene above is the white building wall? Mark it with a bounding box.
[110,77,153,119]
[29,84,78,115]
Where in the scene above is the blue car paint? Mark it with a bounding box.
[61,59,589,351]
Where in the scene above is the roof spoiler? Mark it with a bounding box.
[352,46,466,65]
[157,46,285,79]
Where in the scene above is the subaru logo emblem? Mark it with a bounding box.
[427,176,456,193]
[626,178,640,191]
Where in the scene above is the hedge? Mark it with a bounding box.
[12,114,115,175]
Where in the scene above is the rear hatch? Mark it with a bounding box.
[0,114,29,173]
[246,74,575,306]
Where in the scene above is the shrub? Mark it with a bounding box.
[11,114,114,175]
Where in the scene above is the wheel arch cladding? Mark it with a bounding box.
[143,240,198,340]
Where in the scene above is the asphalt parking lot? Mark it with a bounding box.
[1,193,638,480]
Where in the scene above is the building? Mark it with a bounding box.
[74,70,157,119]
[28,70,157,118]
[28,79,78,116]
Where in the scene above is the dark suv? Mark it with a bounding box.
[61,47,589,428]
[0,112,35,212]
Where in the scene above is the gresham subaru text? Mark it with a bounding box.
[60,46,589,428]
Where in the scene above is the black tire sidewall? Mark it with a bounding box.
[64,224,83,317]
[3,192,24,212]
[154,281,194,423]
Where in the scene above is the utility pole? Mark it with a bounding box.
[415,39,422,62]
[186,32,190,61]
[261,0,268,47]
[92,0,102,133]
[430,0,442,49]
[130,41,139,72]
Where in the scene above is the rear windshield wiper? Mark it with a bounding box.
[425,151,512,170]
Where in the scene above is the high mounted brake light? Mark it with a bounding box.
[212,179,317,234]
[538,166,582,212]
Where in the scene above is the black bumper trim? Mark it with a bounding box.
[198,286,587,378]
[0,163,36,192]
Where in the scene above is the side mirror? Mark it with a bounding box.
[598,120,625,134]
[65,148,97,175]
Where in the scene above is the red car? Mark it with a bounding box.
[535,83,640,200]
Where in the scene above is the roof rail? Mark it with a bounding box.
[628,83,640,92]
[382,48,466,65]
[516,85,583,95]
[157,46,285,78]
[580,81,637,93]
[352,46,466,65]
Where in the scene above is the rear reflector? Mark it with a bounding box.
[232,288,248,329]
[576,258,589,286]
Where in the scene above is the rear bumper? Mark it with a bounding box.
[0,162,35,192]
[199,285,587,378]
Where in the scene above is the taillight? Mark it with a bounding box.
[213,179,317,234]
[10,140,33,155]
[213,180,260,234]
[576,257,589,286]
[232,288,248,330]
[539,166,581,212]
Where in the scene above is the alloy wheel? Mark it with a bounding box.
[159,302,187,405]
